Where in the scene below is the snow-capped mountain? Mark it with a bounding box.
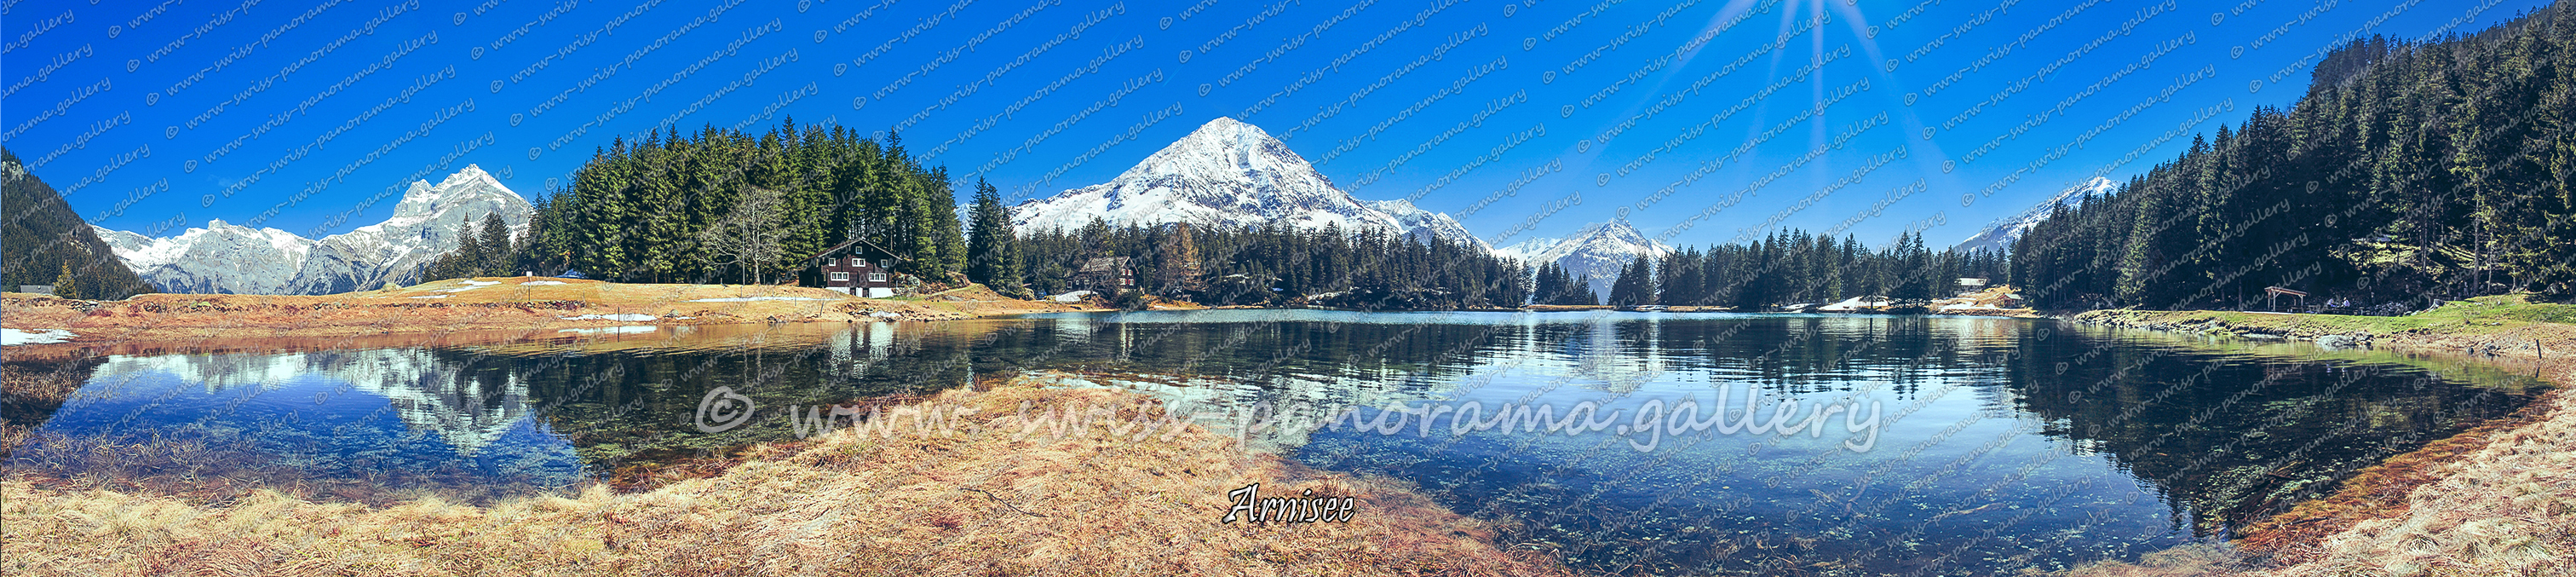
[95,164,531,294]
[1364,199,1488,251]
[1498,220,1674,300]
[1953,176,2118,254]
[1013,118,1481,248]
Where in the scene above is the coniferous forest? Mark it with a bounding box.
[1013,222,1532,309]
[1641,232,2006,309]
[426,120,968,286]
[2010,6,2575,312]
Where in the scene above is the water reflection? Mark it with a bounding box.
[1,312,2542,574]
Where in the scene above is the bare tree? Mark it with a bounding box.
[698,186,792,284]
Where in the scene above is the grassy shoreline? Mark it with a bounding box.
[2064,295,2576,576]
[1,373,1577,577]
[0,277,1104,348]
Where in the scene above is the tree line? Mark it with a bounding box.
[1001,218,1532,309]
[2010,7,2575,311]
[1532,230,2006,308]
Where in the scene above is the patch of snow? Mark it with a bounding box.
[520,280,567,286]
[408,295,449,299]
[1052,291,1096,303]
[558,326,658,335]
[561,314,656,321]
[682,297,830,303]
[438,286,487,292]
[1,328,75,345]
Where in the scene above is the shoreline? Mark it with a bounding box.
[2062,296,2576,575]
[9,289,2562,574]
[0,277,1107,349]
[0,374,1578,576]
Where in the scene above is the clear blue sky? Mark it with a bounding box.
[3,0,2551,250]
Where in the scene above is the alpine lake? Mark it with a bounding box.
[3,310,2548,575]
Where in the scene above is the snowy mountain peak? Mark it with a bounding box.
[1501,219,1675,301]
[385,164,513,225]
[97,165,532,294]
[1014,118,1406,238]
[1954,176,2118,254]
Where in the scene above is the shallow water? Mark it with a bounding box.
[3,312,2544,574]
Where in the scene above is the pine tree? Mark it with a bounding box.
[965,178,1020,291]
[480,213,512,276]
[1607,255,1654,306]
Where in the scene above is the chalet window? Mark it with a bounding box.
[825,258,838,267]
[868,273,888,282]
[831,272,849,281]
[854,258,868,268]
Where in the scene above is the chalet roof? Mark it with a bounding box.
[1078,257,1130,274]
[804,237,906,264]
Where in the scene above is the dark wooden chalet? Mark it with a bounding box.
[1074,257,1136,292]
[805,238,905,297]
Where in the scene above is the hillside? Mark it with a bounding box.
[0,148,155,300]
[2011,6,2576,310]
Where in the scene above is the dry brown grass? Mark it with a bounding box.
[2237,375,2576,577]
[0,278,1098,348]
[2066,299,2576,577]
[1,377,1578,577]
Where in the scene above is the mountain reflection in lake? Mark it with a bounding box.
[3,312,2542,575]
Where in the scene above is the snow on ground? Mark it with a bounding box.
[1,328,75,345]
[682,297,829,303]
[520,280,566,286]
[558,326,658,335]
[409,295,449,299]
[561,314,656,321]
[438,286,487,292]
[1053,291,1095,303]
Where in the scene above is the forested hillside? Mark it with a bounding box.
[2012,5,2575,311]
[1,148,157,299]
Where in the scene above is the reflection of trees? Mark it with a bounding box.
[2,354,105,454]
[2002,329,2533,534]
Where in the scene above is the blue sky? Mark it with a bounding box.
[3,0,2551,250]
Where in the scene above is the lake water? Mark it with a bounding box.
[4,311,2545,575]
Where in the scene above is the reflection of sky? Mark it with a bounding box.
[1067,313,2193,575]
[24,350,584,492]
